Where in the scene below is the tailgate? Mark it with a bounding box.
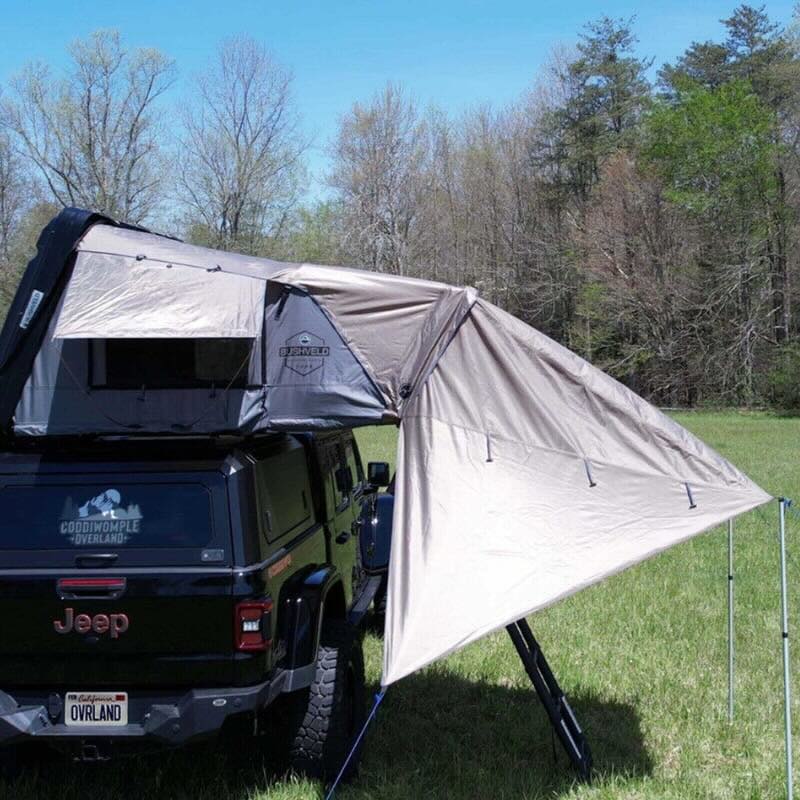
[0,470,237,688]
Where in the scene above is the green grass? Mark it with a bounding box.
[4,411,800,799]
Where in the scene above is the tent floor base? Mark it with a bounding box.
[506,619,592,781]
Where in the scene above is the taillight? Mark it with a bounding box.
[235,599,273,652]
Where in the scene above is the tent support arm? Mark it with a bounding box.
[506,619,592,781]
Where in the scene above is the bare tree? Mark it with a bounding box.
[0,127,33,318]
[0,202,61,322]
[0,130,28,262]
[329,83,429,275]
[575,152,703,403]
[2,30,175,224]
[177,36,306,254]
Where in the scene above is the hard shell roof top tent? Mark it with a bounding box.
[0,208,776,781]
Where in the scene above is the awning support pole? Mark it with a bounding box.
[780,498,793,800]
[728,518,735,723]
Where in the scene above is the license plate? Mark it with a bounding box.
[64,692,128,727]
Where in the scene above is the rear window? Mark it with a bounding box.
[0,483,214,551]
[260,448,313,543]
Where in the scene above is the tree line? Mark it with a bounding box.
[1,6,799,408]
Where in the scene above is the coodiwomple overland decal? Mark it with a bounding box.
[59,489,143,546]
[280,331,330,376]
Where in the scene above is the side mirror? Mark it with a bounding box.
[335,465,354,495]
[367,462,390,487]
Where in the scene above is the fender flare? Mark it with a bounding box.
[280,566,345,672]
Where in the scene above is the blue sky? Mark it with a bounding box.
[0,1,796,198]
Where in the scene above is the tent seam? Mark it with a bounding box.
[76,249,274,282]
[397,288,478,415]
[402,411,770,494]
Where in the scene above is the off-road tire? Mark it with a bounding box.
[286,620,366,780]
[0,746,19,782]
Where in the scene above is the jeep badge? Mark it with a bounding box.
[54,608,129,638]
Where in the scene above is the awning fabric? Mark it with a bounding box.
[2,210,771,688]
[381,301,769,683]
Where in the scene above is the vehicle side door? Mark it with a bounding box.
[319,434,362,606]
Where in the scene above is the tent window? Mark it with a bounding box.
[90,338,252,390]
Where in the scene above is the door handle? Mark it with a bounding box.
[336,531,350,544]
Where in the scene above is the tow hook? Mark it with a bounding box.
[47,693,63,721]
[76,742,110,762]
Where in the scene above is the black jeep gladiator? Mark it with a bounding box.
[0,429,393,779]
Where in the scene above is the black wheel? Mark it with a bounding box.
[286,620,366,781]
[0,746,19,782]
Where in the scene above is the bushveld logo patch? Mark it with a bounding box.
[59,489,143,546]
[279,331,330,376]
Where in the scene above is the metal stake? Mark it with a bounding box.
[780,498,793,800]
[728,518,735,723]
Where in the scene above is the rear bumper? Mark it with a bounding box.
[0,671,303,749]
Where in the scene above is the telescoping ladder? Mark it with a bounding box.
[506,619,592,781]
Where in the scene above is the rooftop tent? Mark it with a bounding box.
[0,208,772,688]
[12,223,394,434]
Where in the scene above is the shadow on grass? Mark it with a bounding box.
[347,671,653,799]
[3,673,651,800]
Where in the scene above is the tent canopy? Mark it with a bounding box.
[0,209,771,686]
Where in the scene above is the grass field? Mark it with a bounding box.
[4,411,800,799]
